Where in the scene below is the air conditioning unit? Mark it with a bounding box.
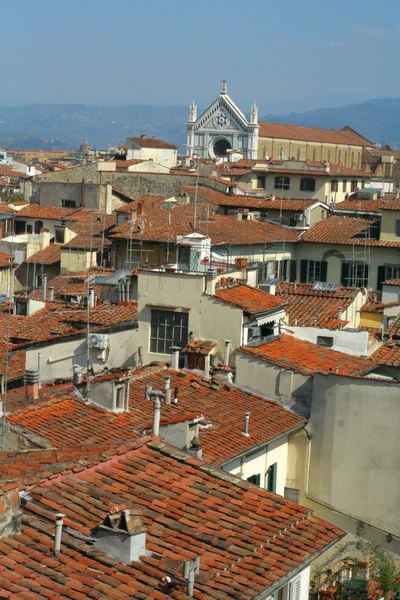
[89,333,109,350]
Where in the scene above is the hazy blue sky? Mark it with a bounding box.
[3,0,400,112]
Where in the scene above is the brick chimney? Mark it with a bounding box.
[24,369,39,402]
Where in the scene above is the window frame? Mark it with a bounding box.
[300,177,316,192]
[247,473,261,486]
[150,308,189,355]
[266,463,277,493]
[257,175,266,189]
[330,179,339,193]
[395,220,400,237]
[274,176,290,191]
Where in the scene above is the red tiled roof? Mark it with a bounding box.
[240,334,373,376]
[386,314,400,339]
[335,196,391,213]
[258,122,370,146]
[0,437,344,599]
[25,243,61,265]
[328,164,370,177]
[383,279,400,285]
[62,233,112,249]
[0,202,16,213]
[371,342,400,367]
[301,215,400,247]
[115,195,165,212]
[380,195,400,210]
[276,282,358,328]
[0,251,12,267]
[215,284,285,315]
[361,300,384,313]
[112,202,300,245]
[0,346,26,382]
[16,204,72,219]
[128,135,178,149]
[182,186,318,211]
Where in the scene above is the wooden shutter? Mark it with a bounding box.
[289,576,301,600]
[320,261,328,282]
[267,463,277,493]
[300,260,308,284]
[289,260,297,282]
[341,262,350,286]
[377,266,386,291]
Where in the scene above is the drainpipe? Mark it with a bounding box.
[37,353,42,389]
[53,512,66,557]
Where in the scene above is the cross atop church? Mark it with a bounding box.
[221,79,227,95]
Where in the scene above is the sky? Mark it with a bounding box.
[2,0,400,113]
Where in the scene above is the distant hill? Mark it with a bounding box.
[261,98,400,149]
[0,98,399,151]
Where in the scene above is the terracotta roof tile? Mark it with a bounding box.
[215,284,285,315]
[383,278,400,285]
[16,205,72,219]
[275,282,359,328]
[240,335,373,376]
[0,437,344,599]
[128,136,178,149]
[258,122,370,146]
[335,193,396,213]
[371,342,400,367]
[301,215,400,247]
[25,244,61,265]
[0,251,13,267]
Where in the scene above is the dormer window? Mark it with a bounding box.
[113,380,129,412]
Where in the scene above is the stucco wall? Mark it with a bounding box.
[235,351,312,417]
[380,209,400,241]
[382,284,400,303]
[289,327,369,356]
[136,270,244,366]
[60,248,97,274]
[25,326,139,383]
[257,138,362,169]
[31,182,102,211]
[309,373,400,539]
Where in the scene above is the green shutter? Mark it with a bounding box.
[267,463,277,493]
[247,474,261,486]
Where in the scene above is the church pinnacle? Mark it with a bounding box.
[188,100,197,123]
[250,102,258,124]
[221,79,227,95]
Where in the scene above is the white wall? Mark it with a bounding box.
[235,351,312,417]
[382,284,400,304]
[222,435,289,496]
[25,326,139,382]
[289,327,370,357]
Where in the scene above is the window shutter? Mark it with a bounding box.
[377,266,386,291]
[300,260,307,283]
[289,260,297,282]
[341,262,350,286]
[289,576,301,600]
[320,261,328,282]
[267,463,277,493]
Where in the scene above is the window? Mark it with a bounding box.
[55,227,65,243]
[284,488,300,503]
[115,385,126,410]
[345,152,348,166]
[338,150,342,164]
[351,180,358,193]
[296,149,300,161]
[300,178,316,192]
[34,220,43,234]
[385,265,400,279]
[150,309,189,354]
[289,576,301,600]
[312,148,316,161]
[274,176,290,190]
[327,150,331,162]
[395,220,400,237]
[300,260,327,284]
[279,147,285,160]
[247,473,261,486]
[257,176,266,189]
[342,180,347,192]
[62,199,77,208]
[266,463,277,493]
[14,301,27,316]
[317,336,334,348]
[26,224,33,234]
[15,221,26,234]
[351,151,354,166]
[331,180,338,193]
[341,263,369,288]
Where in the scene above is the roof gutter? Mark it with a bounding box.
[219,422,305,467]
[252,532,346,600]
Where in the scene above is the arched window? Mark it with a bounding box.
[296,149,300,161]
[351,152,354,166]
[34,220,43,234]
[312,148,316,162]
[338,150,342,164]
[279,147,285,160]
[274,176,290,190]
[327,150,331,162]
[345,152,348,166]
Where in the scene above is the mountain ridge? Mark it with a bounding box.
[0,97,399,151]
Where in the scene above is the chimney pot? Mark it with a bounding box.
[41,275,48,302]
[243,412,250,436]
[24,369,40,402]
[48,286,55,301]
[151,391,162,435]
[170,346,180,370]
[145,385,152,401]
[164,376,171,404]
[223,340,231,367]
[53,512,66,557]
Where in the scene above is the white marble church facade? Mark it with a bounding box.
[186,81,259,160]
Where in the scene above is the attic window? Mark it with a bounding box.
[15,301,27,316]
[317,336,334,348]
[113,381,129,411]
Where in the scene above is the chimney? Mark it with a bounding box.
[170,346,180,370]
[188,435,203,459]
[41,275,48,302]
[80,178,86,207]
[88,287,95,309]
[144,385,152,401]
[151,391,162,435]
[183,556,200,598]
[205,267,218,295]
[95,508,146,565]
[48,286,55,301]
[24,369,39,402]
[243,412,250,436]
[338,307,344,321]
[223,340,231,367]
[53,512,65,557]
[164,376,171,404]
[137,201,143,216]
[72,364,80,386]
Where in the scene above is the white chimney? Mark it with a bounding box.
[53,512,65,557]
[88,287,95,309]
[151,391,162,435]
[170,347,180,370]
[48,287,55,301]
[223,340,231,366]
[338,307,344,321]
[41,275,48,302]
[243,412,250,436]
[95,508,146,565]
[164,376,171,404]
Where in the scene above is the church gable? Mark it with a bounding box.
[195,96,249,133]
